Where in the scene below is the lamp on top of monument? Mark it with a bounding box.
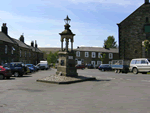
[64,15,71,24]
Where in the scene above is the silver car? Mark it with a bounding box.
[129,58,150,74]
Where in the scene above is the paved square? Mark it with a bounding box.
[1,69,150,113]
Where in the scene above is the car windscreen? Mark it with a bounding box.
[3,64,10,68]
[14,64,22,67]
[26,65,32,67]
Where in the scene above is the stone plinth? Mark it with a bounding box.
[56,51,78,77]
[36,74,96,84]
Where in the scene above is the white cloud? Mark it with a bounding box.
[45,44,51,47]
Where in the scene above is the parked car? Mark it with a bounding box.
[0,66,12,79]
[23,64,30,74]
[86,64,94,69]
[34,65,39,71]
[129,58,150,74]
[26,64,36,73]
[36,63,49,70]
[76,64,85,69]
[3,62,25,77]
[98,64,112,71]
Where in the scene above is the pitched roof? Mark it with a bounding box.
[28,46,36,52]
[39,47,61,53]
[11,38,31,49]
[74,47,118,53]
[0,32,15,43]
[39,47,118,53]
[35,47,43,53]
[118,3,145,25]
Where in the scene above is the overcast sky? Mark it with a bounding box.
[0,0,144,48]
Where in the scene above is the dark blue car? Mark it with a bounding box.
[98,64,112,71]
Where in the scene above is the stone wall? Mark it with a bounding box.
[119,4,150,60]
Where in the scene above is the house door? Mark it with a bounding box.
[91,61,95,67]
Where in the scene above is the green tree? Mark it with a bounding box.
[103,36,117,48]
[99,53,106,63]
[47,51,59,65]
[42,51,48,60]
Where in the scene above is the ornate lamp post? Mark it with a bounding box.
[56,15,78,77]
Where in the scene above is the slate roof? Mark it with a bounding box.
[28,46,36,52]
[39,47,61,54]
[39,47,118,53]
[11,38,31,49]
[74,47,118,53]
[0,32,15,44]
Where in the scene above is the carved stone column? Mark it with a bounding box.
[66,38,69,52]
[71,39,73,51]
[61,38,64,51]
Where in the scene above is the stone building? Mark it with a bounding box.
[74,46,119,67]
[39,46,119,67]
[0,23,43,65]
[117,0,150,60]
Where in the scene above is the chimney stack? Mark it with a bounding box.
[145,0,149,4]
[19,34,24,43]
[1,23,8,35]
[104,44,106,49]
[31,41,34,47]
[35,40,38,48]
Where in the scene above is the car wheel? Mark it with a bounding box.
[115,69,119,73]
[0,74,4,80]
[118,69,121,73]
[6,77,10,79]
[133,68,138,74]
[14,72,19,77]
[101,69,105,72]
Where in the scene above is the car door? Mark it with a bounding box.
[135,60,142,71]
[141,59,150,72]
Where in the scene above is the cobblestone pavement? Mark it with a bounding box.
[1,69,150,113]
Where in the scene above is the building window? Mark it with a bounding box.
[91,52,96,58]
[29,52,31,57]
[109,61,112,64]
[76,51,80,57]
[81,59,84,64]
[25,51,26,57]
[85,52,89,57]
[12,58,14,62]
[97,61,102,66]
[5,45,7,54]
[98,52,102,58]
[20,50,21,57]
[11,47,13,54]
[109,53,113,59]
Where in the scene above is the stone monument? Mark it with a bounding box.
[56,15,78,77]
[36,16,96,84]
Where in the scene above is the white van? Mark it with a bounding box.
[129,58,150,74]
[40,61,48,64]
[37,61,49,70]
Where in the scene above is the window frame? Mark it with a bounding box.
[11,47,14,54]
[20,50,21,57]
[5,45,7,54]
[91,52,96,58]
[109,53,113,59]
[76,51,80,57]
[85,52,89,57]
[98,52,102,58]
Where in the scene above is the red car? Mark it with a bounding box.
[0,66,12,79]
[75,64,85,69]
